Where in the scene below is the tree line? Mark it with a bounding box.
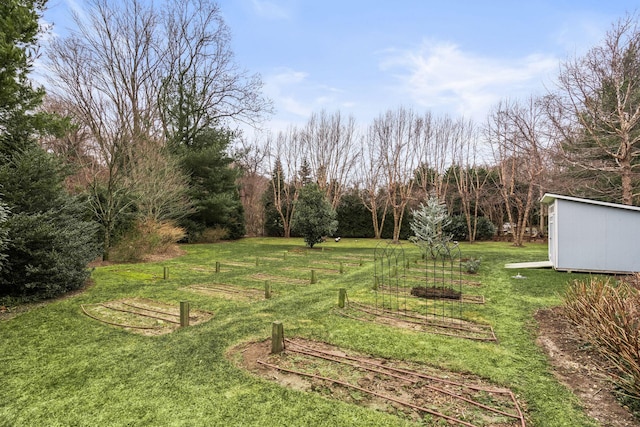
[2,0,640,301]
[239,13,640,247]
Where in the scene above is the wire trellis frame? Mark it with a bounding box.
[373,240,468,330]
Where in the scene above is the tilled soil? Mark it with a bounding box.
[230,337,526,426]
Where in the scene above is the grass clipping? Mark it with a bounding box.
[563,276,640,403]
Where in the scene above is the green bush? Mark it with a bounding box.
[0,148,102,301]
[444,215,496,242]
[291,184,338,248]
[462,257,482,274]
[0,201,101,301]
[335,192,373,238]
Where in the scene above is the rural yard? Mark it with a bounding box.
[1,238,637,426]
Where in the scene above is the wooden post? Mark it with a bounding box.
[163,266,169,280]
[215,261,220,273]
[338,288,346,308]
[339,262,344,274]
[373,275,379,290]
[271,321,284,354]
[310,270,317,284]
[359,257,363,267]
[180,301,190,327]
[283,251,287,260]
[264,280,271,299]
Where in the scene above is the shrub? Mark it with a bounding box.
[462,257,482,274]
[291,183,338,248]
[444,215,496,242]
[444,215,468,241]
[475,217,497,241]
[110,219,186,262]
[195,226,228,243]
[563,277,640,403]
[0,200,102,301]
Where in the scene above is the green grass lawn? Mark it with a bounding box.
[0,238,601,426]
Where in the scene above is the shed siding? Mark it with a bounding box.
[555,199,640,273]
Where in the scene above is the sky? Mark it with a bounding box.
[41,0,637,135]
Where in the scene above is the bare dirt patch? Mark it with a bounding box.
[535,306,639,427]
[229,337,526,426]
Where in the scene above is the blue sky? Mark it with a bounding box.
[43,0,637,133]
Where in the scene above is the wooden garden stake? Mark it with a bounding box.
[215,261,220,273]
[264,280,271,299]
[163,266,169,280]
[180,301,190,327]
[339,262,344,274]
[310,270,317,284]
[271,321,284,354]
[338,288,346,308]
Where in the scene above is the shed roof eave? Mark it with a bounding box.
[540,193,640,213]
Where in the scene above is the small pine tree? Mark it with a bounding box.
[291,183,338,248]
[409,196,452,258]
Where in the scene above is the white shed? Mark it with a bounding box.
[541,193,640,274]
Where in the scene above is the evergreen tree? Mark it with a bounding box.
[0,149,101,300]
[175,128,245,240]
[0,0,48,152]
[409,196,453,258]
[291,183,338,248]
[0,0,102,301]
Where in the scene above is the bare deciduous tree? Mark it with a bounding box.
[46,0,270,257]
[159,0,271,145]
[234,137,270,236]
[448,118,489,242]
[486,97,551,246]
[265,127,303,238]
[371,107,424,242]
[546,13,640,205]
[356,128,388,239]
[301,110,359,209]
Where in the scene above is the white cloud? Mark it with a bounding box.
[263,68,353,128]
[380,39,559,121]
[250,0,291,20]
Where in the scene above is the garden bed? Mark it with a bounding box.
[81,298,213,335]
[231,337,525,426]
[183,283,268,301]
[336,301,497,342]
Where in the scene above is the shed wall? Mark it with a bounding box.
[555,199,640,273]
